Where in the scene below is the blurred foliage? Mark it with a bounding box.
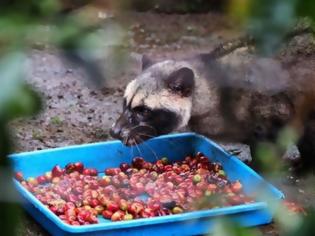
[285,209,315,236]
[211,205,315,236]
[246,0,296,55]
[254,126,299,176]
[224,0,315,235]
[0,0,117,85]
[0,53,42,120]
[0,1,113,235]
[0,54,42,235]
[229,0,315,55]
[225,0,315,175]
[297,0,315,22]
[213,218,262,236]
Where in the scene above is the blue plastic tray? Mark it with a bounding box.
[10,133,284,236]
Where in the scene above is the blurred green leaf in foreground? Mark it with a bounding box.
[222,0,315,235]
[0,1,117,235]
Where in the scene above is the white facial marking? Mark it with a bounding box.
[123,60,196,129]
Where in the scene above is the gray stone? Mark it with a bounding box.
[218,142,252,162]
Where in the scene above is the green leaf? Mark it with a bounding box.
[212,218,262,236]
[277,126,299,150]
[296,0,315,22]
[246,0,297,55]
[0,52,41,119]
[285,208,315,236]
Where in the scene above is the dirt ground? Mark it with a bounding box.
[11,12,315,236]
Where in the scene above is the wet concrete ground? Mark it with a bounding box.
[12,12,314,236]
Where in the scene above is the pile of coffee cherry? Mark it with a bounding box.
[15,152,253,225]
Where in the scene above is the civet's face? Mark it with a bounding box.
[110,57,195,146]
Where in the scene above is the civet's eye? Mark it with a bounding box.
[172,84,182,92]
[133,106,151,117]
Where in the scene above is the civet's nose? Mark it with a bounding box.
[110,122,121,139]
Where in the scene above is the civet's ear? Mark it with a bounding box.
[165,67,195,97]
[141,54,155,70]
